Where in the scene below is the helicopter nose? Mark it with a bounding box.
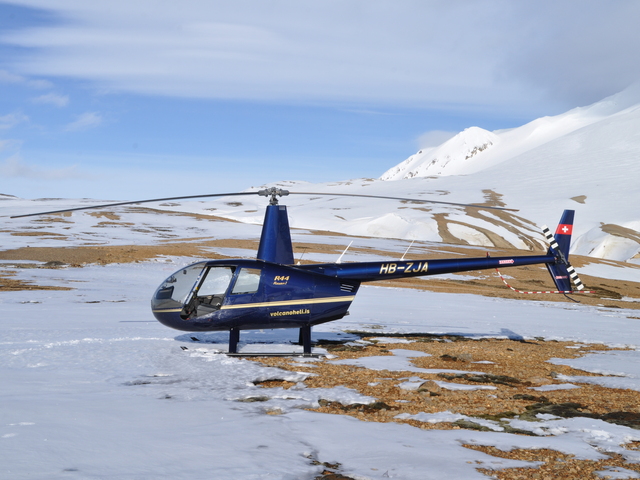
[152,309,189,331]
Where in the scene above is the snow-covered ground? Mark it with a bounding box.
[2,254,640,479]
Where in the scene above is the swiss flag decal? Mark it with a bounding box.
[556,224,573,235]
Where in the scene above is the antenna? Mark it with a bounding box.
[400,239,415,261]
[296,246,308,265]
[336,241,353,264]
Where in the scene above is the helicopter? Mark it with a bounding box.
[11,187,586,355]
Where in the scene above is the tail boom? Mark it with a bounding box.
[298,254,555,282]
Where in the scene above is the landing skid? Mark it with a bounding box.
[226,352,324,358]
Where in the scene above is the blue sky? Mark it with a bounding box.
[1,0,640,200]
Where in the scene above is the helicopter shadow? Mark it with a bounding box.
[430,328,526,341]
[174,329,360,350]
[174,327,530,352]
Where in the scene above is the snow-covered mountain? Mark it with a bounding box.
[373,86,640,264]
[381,127,501,179]
[382,86,640,181]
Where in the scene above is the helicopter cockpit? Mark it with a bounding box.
[183,265,234,318]
[151,262,262,321]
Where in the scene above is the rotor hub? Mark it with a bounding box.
[257,187,290,205]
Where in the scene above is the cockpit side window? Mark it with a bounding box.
[231,268,261,294]
[177,266,235,319]
[198,267,234,296]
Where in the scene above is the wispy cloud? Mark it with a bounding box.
[26,78,53,89]
[32,93,69,107]
[0,69,24,84]
[64,112,102,131]
[0,155,87,180]
[0,139,23,152]
[0,112,29,130]
[0,69,53,89]
[4,2,640,114]
[417,130,457,149]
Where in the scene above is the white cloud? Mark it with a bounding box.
[0,69,25,84]
[0,112,29,130]
[26,78,53,89]
[32,93,69,107]
[2,1,640,115]
[417,130,457,149]
[64,112,102,131]
[0,69,53,89]
[0,155,86,180]
[0,139,23,152]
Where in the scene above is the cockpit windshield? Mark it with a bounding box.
[152,262,207,311]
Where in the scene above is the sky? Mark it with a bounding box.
[1,0,640,200]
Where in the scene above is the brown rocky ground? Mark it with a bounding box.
[253,337,640,480]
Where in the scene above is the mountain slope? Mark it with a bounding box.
[374,87,640,264]
[382,85,640,181]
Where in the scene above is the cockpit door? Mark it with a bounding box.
[186,266,235,318]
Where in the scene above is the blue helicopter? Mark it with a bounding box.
[12,187,585,355]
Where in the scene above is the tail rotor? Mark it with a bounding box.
[541,210,587,292]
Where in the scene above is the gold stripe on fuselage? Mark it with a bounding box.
[152,296,355,314]
[220,295,355,310]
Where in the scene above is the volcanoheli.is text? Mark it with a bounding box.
[270,309,310,317]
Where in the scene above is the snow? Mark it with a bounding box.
[2,256,640,478]
[596,466,640,479]
[530,383,581,392]
[380,126,501,178]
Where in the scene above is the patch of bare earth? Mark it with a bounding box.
[0,239,259,267]
[252,338,640,479]
[0,271,73,291]
[469,446,640,480]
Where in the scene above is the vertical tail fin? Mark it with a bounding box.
[544,209,574,261]
[542,210,584,291]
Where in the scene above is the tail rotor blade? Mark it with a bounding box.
[541,224,585,291]
[565,263,585,291]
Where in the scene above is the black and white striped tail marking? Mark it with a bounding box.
[541,225,585,291]
[541,225,560,251]
[566,264,584,290]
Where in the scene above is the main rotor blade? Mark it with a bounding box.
[9,192,258,218]
[10,188,518,219]
[287,192,519,212]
